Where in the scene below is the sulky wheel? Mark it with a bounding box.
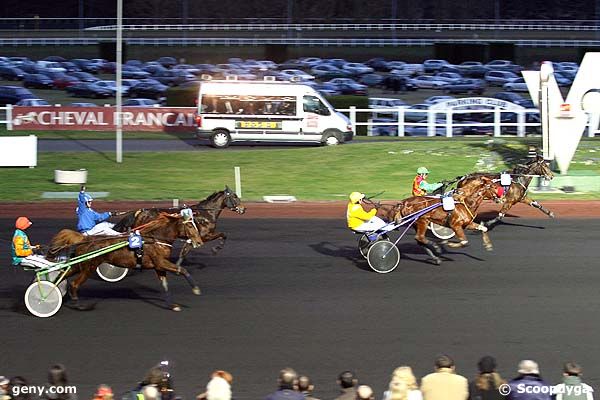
[366,240,400,274]
[97,263,128,282]
[429,222,456,240]
[25,280,63,318]
[358,233,390,259]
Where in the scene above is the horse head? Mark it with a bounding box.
[223,186,246,214]
[143,212,203,248]
[530,155,555,181]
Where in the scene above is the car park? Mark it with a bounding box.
[484,60,523,73]
[408,75,449,89]
[128,81,168,99]
[493,92,534,108]
[94,80,129,96]
[279,69,315,81]
[443,78,486,94]
[71,59,100,73]
[424,95,456,105]
[35,61,66,73]
[359,74,385,87]
[157,57,177,68]
[456,61,489,77]
[423,59,453,73]
[69,71,99,82]
[69,102,100,107]
[502,77,529,92]
[405,118,463,136]
[122,65,151,79]
[341,62,374,75]
[52,75,80,90]
[433,72,464,84]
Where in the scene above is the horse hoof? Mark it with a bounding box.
[485,245,494,251]
[549,212,555,218]
[211,248,219,255]
[193,287,201,295]
[431,258,441,266]
[171,304,182,312]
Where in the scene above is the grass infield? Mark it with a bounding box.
[1,138,599,201]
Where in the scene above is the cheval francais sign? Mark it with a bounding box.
[12,106,196,132]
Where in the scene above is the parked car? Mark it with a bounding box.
[16,98,50,106]
[484,60,523,73]
[484,70,520,86]
[128,81,168,99]
[341,62,374,75]
[310,64,346,79]
[52,75,81,90]
[123,98,159,107]
[424,95,456,106]
[298,57,323,68]
[157,57,177,68]
[59,61,81,72]
[320,58,347,68]
[475,112,541,135]
[122,65,151,79]
[423,59,453,73]
[359,73,385,87]
[0,86,35,105]
[69,102,100,107]
[433,72,464,84]
[404,103,431,122]
[502,77,529,92]
[153,70,194,86]
[365,58,391,71]
[66,82,113,98]
[456,61,488,77]
[493,92,534,108]
[443,79,486,94]
[35,61,66,73]
[408,75,449,89]
[93,80,129,95]
[0,66,25,80]
[71,59,100,73]
[69,71,99,82]
[278,59,305,69]
[405,118,463,136]
[279,69,315,81]
[23,73,54,89]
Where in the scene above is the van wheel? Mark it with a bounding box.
[210,130,231,148]
[323,133,341,146]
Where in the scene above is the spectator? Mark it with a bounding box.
[335,371,359,400]
[206,377,231,400]
[0,377,9,400]
[43,364,76,400]
[468,356,507,400]
[383,366,423,400]
[93,385,113,400]
[264,368,303,400]
[356,386,374,400]
[421,354,468,400]
[506,360,551,400]
[9,377,31,400]
[553,362,594,400]
[197,370,234,400]
[297,376,320,400]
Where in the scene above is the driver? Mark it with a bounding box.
[412,167,443,196]
[12,216,54,269]
[77,187,121,236]
[347,192,387,232]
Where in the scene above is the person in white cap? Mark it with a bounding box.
[0,376,10,400]
[346,192,387,233]
[507,360,551,400]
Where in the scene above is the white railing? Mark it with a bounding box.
[0,105,13,131]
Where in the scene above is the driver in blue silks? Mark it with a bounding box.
[77,187,121,236]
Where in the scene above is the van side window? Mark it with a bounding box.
[303,96,330,116]
[201,95,297,116]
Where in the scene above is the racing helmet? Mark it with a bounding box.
[349,192,365,204]
[15,216,32,230]
[83,193,93,206]
[417,167,429,175]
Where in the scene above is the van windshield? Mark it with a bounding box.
[303,95,331,116]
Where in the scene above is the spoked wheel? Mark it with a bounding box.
[366,240,400,274]
[25,280,63,318]
[97,263,128,282]
[429,222,455,240]
[358,233,390,259]
[39,270,68,296]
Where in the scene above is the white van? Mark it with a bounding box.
[195,80,354,148]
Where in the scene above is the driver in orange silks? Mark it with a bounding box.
[346,192,387,233]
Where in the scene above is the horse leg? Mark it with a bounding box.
[68,266,92,303]
[465,221,493,251]
[414,220,442,265]
[521,196,555,218]
[445,225,470,248]
[175,242,191,267]
[152,253,202,296]
[485,202,511,227]
[155,270,181,312]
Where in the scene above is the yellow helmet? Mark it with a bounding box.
[349,192,365,203]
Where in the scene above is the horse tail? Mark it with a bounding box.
[47,229,85,260]
[112,210,139,232]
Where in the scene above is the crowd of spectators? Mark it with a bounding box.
[0,356,594,400]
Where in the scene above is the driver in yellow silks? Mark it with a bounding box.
[346,192,387,232]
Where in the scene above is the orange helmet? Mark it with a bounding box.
[15,216,32,230]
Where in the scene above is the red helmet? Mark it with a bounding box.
[15,216,32,230]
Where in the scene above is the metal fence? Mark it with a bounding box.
[0,106,13,131]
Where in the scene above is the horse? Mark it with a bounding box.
[47,212,204,311]
[369,176,501,265]
[457,155,555,226]
[113,186,246,266]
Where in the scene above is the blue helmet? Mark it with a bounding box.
[83,193,93,203]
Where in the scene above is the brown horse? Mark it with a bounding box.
[113,186,246,266]
[371,176,500,265]
[457,155,555,226]
[47,212,203,311]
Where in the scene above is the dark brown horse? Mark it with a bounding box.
[113,186,246,266]
[371,176,501,265]
[457,155,555,226]
[47,212,203,311]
